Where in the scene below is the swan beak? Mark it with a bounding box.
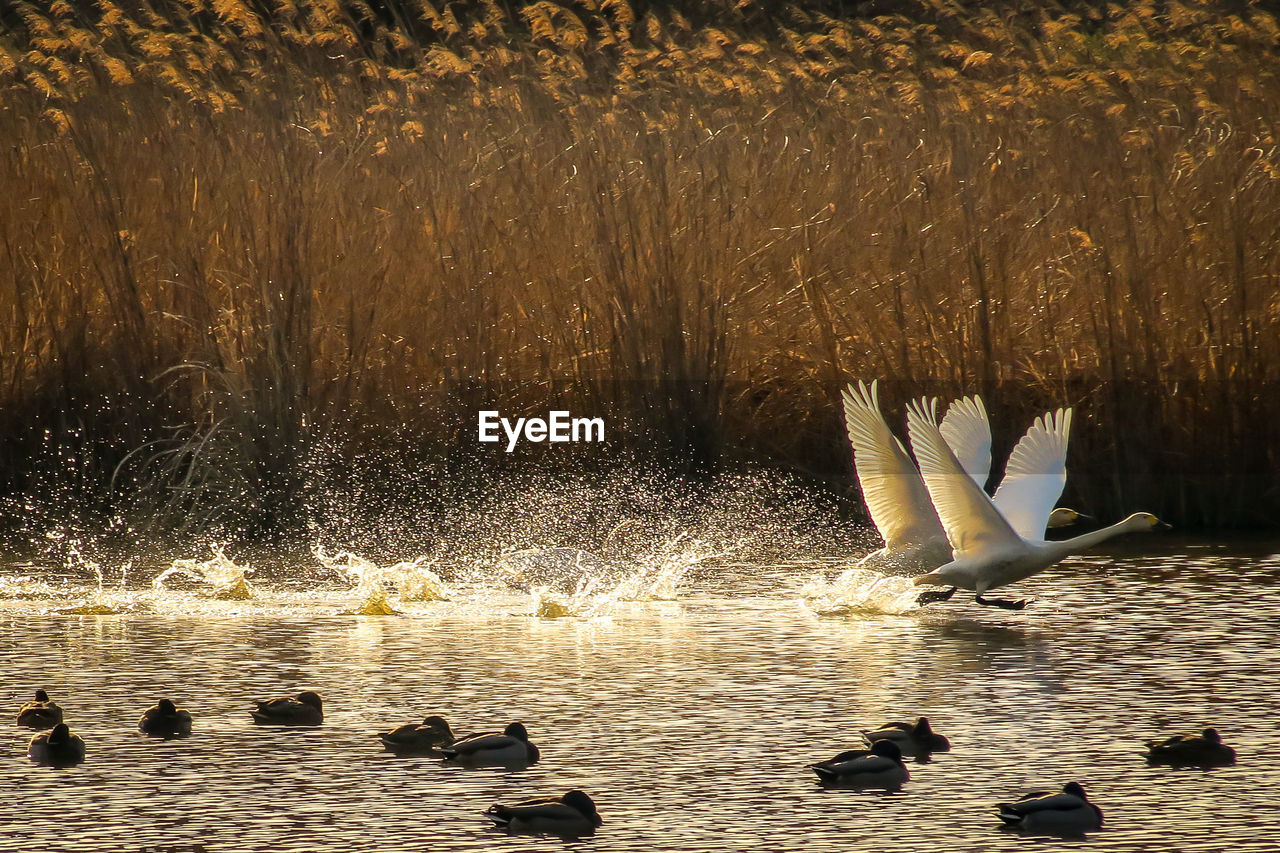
[1157,521,1173,530]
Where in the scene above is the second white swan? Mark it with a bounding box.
[905,397,1168,610]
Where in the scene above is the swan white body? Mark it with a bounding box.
[841,381,1080,574]
[997,782,1103,833]
[906,398,1167,608]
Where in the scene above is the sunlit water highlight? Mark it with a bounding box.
[3,538,1279,851]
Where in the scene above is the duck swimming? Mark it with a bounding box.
[862,716,951,756]
[249,691,323,726]
[28,722,86,765]
[16,689,63,728]
[377,714,457,753]
[810,739,909,789]
[996,781,1103,834]
[484,789,602,836]
[441,721,540,766]
[1145,727,1236,767]
[138,698,193,738]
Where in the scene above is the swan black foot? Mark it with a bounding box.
[916,587,958,606]
[975,593,1027,611]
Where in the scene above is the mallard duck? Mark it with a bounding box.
[138,698,193,738]
[484,789,602,836]
[377,714,456,753]
[810,739,909,789]
[809,746,872,774]
[16,689,63,728]
[1145,727,1236,767]
[28,723,86,765]
[997,782,1103,833]
[249,691,323,726]
[441,721,540,765]
[861,716,951,755]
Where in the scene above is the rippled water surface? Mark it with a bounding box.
[4,538,1279,852]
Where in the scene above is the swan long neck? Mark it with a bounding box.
[1043,516,1143,560]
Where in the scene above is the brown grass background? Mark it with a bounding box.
[0,0,1277,541]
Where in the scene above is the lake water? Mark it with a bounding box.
[3,536,1278,852]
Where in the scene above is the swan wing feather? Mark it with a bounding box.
[939,395,992,491]
[842,381,942,551]
[992,408,1073,540]
[907,398,1022,558]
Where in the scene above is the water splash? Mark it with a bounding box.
[498,546,617,593]
[612,534,715,601]
[801,567,922,616]
[393,558,450,603]
[153,545,256,600]
[340,585,402,616]
[518,534,716,617]
[314,546,448,615]
[54,545,136,614]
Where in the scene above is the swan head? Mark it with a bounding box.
[1062,781,1088,800]
[504,721,530,741]
[1047,507,1090,528]
[1126,512,1170,531]
[296,691,323,710]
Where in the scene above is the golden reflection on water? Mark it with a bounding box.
[1,543,1279,851]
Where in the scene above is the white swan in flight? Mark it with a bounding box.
[905,397,1168,609]
[840,380,1081,573]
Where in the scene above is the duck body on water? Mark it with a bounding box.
[1146,728,1237,768]
[484,789,602,836]
[997,782,1103,834]
[250,691,323,726]
[138,698,193,738]
[16,689,63,728]
[377,714,457,753]
[862,716,950,757]
[28,723,85,765]
[810,739,909,789]
[441,721,540,766]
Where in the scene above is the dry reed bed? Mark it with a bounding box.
[0,0,1277,536]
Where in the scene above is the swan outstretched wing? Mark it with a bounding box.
[907,398,1021,559]
[940,395,992,491]
[992,409,1072,541]
[842,381,941,551]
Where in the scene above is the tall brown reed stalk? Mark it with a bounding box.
[0,0,1276,536]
